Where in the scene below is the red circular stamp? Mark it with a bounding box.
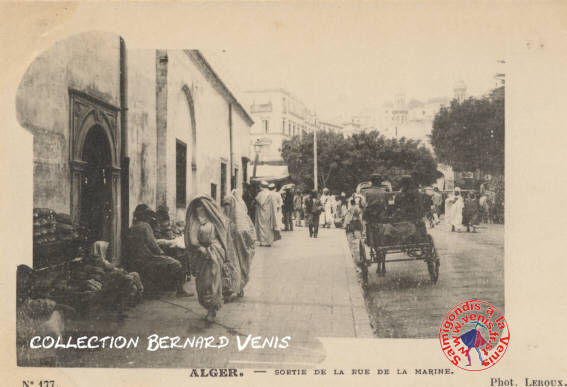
[439,300,510,371]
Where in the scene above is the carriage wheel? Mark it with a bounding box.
[426,235,440,284]
[359,240,369,286]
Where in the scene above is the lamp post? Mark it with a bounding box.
[252,139,262,179]
[313,117,318,192]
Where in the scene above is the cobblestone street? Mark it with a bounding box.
[54,226,371,368]
[352,223,504,338]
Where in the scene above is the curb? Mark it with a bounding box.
[340,231,373,338]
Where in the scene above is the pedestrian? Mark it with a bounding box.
[431,187,443,224]
[479,192,490,224]
[333,193,346,228]
[445,187,464,232]
[306,190,323,238]
[345,198,363,238]
[221,190,256,298]
[254,181,279,246]
[282,187,294,231]
[185,196,233,322]
[293,188,304,227]
[320,188,334,228]
[124,205,191,298]
[463,191,480,232]
[269,183,284,238]
[420,188,435,228]
[340,193,348,218]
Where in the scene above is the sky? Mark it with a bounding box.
[200,3,509,123]
[5,2,512,124]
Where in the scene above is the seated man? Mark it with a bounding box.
[388,175,427,241]
[394,176,426,221]
[124,205,193,297]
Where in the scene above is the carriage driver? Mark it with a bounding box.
[361,173,390,248]
[362,173,389,216]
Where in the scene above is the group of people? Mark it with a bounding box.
[119,175,494,323]
[249,181,351,242]
[443,188,486,232]
[123,190,256,323]
[419,185,495,233]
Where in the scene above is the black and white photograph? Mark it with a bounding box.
[2,1,566,385]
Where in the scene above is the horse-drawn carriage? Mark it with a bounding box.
[356,183,440,285]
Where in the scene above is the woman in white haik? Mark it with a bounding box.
[445,187,464,232]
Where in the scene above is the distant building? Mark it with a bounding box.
[453,80,467,102]
[379,81,468,147]
[244,88,315,163]
[318,120,343,134]
[341,113,378,137]
[342,121,362,137]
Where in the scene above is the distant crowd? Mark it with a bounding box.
[242,179,502,243]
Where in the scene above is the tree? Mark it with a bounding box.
[281,130,439,193]
[430,90,504,175]
[281,130,351,192]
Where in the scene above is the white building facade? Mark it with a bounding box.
[244,88,315,163]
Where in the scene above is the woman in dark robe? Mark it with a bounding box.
[222,189,256,298]
[185,196,240,322]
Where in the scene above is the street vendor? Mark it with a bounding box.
[124,204,193,298]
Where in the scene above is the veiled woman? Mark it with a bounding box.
[222,189,256,298]
[185,195,241,322]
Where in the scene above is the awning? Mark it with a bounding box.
[248,164,289,182]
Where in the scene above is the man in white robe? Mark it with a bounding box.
[269,183,284,233]
[445,187,464,232]
[255,182,279,246]
[320,188,334,228]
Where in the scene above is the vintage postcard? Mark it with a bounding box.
[1,1,566,386]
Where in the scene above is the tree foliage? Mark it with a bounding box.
[430,90,504,174]
[281,130,439,194]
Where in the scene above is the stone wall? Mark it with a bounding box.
[126,49,158,222]
[16,34,252,235]
[16,31,121,214]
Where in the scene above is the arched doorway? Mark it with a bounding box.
[80,125,113,243]
[69,90,121,262]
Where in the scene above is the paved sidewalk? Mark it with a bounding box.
[57,226,371,368]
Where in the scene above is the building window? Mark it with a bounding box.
[288,122,292,136]
[210,183,217,200]
[282,119,286,134]
[220,162,227,201]
[176,140,187,208]
[263,119,269,134]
